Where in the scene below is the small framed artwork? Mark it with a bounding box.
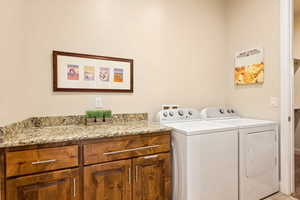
[234,48,264,85]
[53,51,134,93]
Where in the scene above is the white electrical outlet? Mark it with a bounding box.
[95,97,103,108]
[270,96,279,108]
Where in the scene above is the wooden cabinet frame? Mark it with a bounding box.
[0,131,171,200]
[133,153,171,200]
[84,160,132,200]
[7,169,80,200]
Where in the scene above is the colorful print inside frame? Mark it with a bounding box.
[234,48,264,85]
[53,51,133,93]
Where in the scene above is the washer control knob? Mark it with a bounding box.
[163,112,168,117]
[231,109,235,113]
[178,110,184,116]
[219,109,224,114]
[227,109,231,113]
[188,111,193,116]
[169,111,174,117]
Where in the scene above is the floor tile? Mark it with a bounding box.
[265,193,297,200]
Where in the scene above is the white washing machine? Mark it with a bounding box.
[157,108,239,200]
[201,107,279,200]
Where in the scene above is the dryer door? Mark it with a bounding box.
[240,130,279,200]
[246,131,276,177]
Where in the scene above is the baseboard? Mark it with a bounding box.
[295,148,300,155]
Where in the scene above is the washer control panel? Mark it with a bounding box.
[157,108,200,122]
[201,107,239,120]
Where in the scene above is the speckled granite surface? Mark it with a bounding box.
[0,113,171,148]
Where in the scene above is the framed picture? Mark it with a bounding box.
[234,48,264,85]
[53,51,134,93]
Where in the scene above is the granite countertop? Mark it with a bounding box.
[0,114,172,148]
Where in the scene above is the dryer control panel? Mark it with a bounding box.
[201,107,239,120]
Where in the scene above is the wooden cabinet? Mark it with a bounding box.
[84,160,131,200]
[6,169,80,200]
[83,133,171,200]
[84,153,171,200]
[3,132,171,200]
[133,153,171,200]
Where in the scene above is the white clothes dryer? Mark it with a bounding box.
[201,107,279,200]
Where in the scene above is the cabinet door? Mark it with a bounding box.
[133,153,171,200]
[7,169,80,200]
[84,159,131,200]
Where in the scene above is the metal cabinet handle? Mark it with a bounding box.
[73,178,76,197]
[32,159,57,165]
[144,155,158,159]
[128,168,131,184]
[135,166,139,183]
[103,145,160,155]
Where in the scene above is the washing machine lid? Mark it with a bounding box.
[211,118,277,129]
[164,121,237,136]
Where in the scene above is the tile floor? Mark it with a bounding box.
[265,193,297,200]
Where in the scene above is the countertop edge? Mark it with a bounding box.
[1,128,172,150]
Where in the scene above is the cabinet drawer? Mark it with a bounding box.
[84,134,170,165]
[6,145,79,177]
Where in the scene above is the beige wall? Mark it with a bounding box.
[0,0,31,125]
[0,0,229,126]
[0,0,282,126]
[225,0,280,121]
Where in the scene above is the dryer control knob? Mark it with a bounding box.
[219,109,224,114]
[169,111,174,117]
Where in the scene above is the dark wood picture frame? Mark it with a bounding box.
[53,51,134,93]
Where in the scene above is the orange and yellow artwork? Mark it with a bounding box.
[113,68,124,83]
[234,48,264,85]
[234,63,264,85]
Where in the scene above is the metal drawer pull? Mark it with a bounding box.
[73,178,76,197]
[31,159,57,165]
[103,145,160,155]
[144,155,158,159]
[128,168,131,184]
[135,166,139,183]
